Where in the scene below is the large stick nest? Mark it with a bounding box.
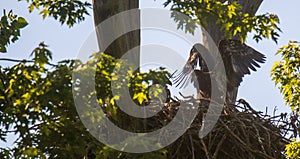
[142,98,293,159]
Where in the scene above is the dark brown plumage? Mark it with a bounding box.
[173,39,266,98]
[172,43,211,88]
[194,70,211,99]
[218,39,266,90]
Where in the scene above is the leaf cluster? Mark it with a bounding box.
[271,41,300,113]
[0,10,28,53]
[75,52,171,115]
[164,0,281,43]
[130,68,171,105]
[0,0,91,52]
[286,139,300,159]
[0,43,95,158]
[0,48,171,158]
[21,0,91,27]
[271,41,300,158]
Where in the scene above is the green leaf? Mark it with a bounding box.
[0,46,7,53]
[133,92,148,105]
[16,17,28,28]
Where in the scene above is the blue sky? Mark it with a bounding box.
[0,0,299,146]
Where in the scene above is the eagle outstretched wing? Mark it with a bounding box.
[173,40,266,91]
[218,39,266,88]
[172,43,212,89]
[172,46,200,88]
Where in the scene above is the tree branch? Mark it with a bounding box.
[0,58,57,66]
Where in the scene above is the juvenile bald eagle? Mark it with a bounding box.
[173,39,266,99]
[172,43,212,98]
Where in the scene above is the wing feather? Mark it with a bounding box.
[219,39,266,87]
[172,46,202,88]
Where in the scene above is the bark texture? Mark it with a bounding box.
[92,0,140,66]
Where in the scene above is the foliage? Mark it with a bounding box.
[271,41,300,112]
[0,10,28,53]
[163,0,281,43]
[1,0,295,158]
[20,0,91,27]
[130,68,171,105]
[0,43,90,158]
[271,41,300,158]
[83,52,171,108]
[0,1,169,158]
[0,0,91,52]
[286,139,300,159]
[0,43,170,158]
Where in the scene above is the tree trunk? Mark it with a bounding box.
[202,0,263,104]
[168,1,265,159]
[92,0,140,67]
[92,0,142,146]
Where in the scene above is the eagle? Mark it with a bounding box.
[172,43,212,99]
[173,39,266,100]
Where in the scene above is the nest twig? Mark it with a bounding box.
[107,96,294,159]
[142,98,293,159]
